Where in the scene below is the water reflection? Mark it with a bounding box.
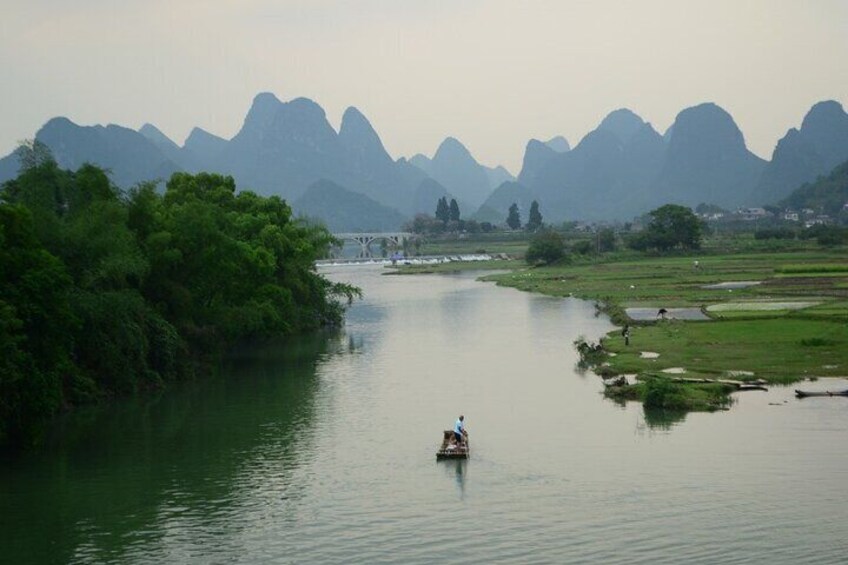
[0,333,335,565]
[440,459,467,499]
[642,407,688,430]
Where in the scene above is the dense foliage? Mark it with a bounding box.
[506,203,521,230]
[628,204,703,252]
[448,198,460,223]
[526,200,542,232]
[434,196,450,224]
[434,197,461,227]
[798,224,848,246]
[525,230,568,265]
[0,155,357,448]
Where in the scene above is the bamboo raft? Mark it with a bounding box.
[437,430,469,460]
[795,389,848,398]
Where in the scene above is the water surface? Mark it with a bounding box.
[2,265,847,564]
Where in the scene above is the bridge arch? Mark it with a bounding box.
[333,232,414,257]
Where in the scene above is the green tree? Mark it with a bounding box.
[629,204,703,252]
[507,203,521,230]
[14,139,56,172]
[435,197,449,225]
[526,230,568,265]
[405,213,444,234]
[3,157,177,398]
[138,172,358,347]
[0,204,76,446]
[449,198,460,222]
[0,163,360,449]
[527,200,543,231]
[572,240,593,255]
[598,228,616,252]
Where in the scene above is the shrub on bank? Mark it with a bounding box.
[605,377,734,412]
[526,230,569,265]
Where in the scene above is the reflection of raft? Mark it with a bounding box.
[437,430,469,460]
[795,389,848,398]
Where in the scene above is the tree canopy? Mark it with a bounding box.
[527,200,543,232]
[0,155,357,449]
[449,198,460,223]
[525,230,568,265]
[629,204,703,252]
[435,197,450,224]
[507,203,521,230]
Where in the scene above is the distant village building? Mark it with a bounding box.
[805,215,832,228]
[738,207,769,221]
[783,211,799,221]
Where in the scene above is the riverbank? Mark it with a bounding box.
[396,246,848,412]
[485,249,848,410]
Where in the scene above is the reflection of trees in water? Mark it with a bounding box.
[642,408,687,430]
[0,333,334,565]
[601,377,693,431]
[605,396,688,432]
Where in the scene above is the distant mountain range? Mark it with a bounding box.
[2,93,847,226]
[751,101,848,204]
[408,136,515,209]
[294,179,407,232]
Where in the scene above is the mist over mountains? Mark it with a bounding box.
[2,93,847,229]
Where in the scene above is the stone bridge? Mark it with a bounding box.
[333,232,414,256]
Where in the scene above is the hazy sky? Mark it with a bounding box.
[2,0,847,172]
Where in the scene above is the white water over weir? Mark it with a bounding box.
[317,253,508,266]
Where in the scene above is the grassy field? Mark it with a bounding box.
[474,244,848,412]
[602,318,848,383]
[485,250,848,315]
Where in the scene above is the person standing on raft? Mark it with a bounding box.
[454,415,468,446]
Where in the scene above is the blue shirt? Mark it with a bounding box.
[454,419,464,435]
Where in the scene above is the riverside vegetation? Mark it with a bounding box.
[491,243,848,413]
[0,145,358,450]
[394,209,848,417]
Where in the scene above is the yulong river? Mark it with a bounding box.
[2,265,847,564]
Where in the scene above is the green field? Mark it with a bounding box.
[485,251,848,316]
[603,318,848,382]
[480,245,848,412]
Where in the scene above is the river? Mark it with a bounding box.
[2,265,847,564]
